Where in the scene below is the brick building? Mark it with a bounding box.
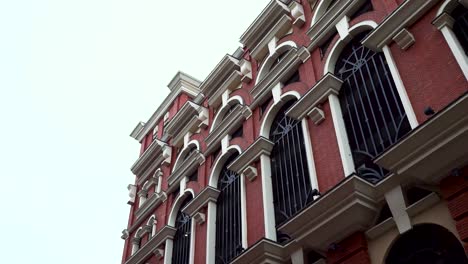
[121,0,468,263]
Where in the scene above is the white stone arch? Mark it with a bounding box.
[205,145,247,264]
[258,90,320,241]
[147,215,157,237]
[311,0,336,26]
[168,189,195,227]
[131,227,144,255]
[434,0,468,80]
[256,41,298,85]
[210,96,244,133]
[173,140,200,171]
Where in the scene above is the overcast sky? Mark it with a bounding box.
[0,0,269,263]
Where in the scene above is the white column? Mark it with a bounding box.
[260,154,277,241]
[206,200,217,264]
[441,26,468,80]
[240,174,248,249]
[163,238,174,264]
[301,119,320,193]
[189,220,196,264]
[138,191,147,206]
[291,248,306,264]
[328,94,355,176]
[131,239,140,255]
[382,45,419,129]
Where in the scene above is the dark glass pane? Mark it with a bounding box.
[172,198,192,264]
[452,5,468,55]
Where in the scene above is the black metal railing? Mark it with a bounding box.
[215,154,242,264]
[270,101,315,227]
[172,198,192,264]
[335,32,411,183]
[453,5,468,56]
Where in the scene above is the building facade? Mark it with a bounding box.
[121,0,468,263]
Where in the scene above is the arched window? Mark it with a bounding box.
[452,4,468,54]
[386,224,468,264]
[171,197,192,264]
[215,154,242,264]
[270,100,316,227]
[335,32,411,183]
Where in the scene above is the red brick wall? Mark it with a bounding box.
[326,232,371,264]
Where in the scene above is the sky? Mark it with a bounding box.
[0,0,269,263]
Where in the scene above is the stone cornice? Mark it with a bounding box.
[240,0,291,54]
[165,102,208,147]
[167,150,205,191]
[130,122,145,140]
[130,71,202,142]
[307,0,367,51]
[362,0,442,51]
[135,191,168,220]
[125,225,176,264]
[181,186,220,216]
[207,70,243,108]
[278,175,380,251]
[375,93,468,184]
[286,73,343,119]
[199,55,241,107]
[230,239,287,264]
[130,139,171,177]
[250,47,310,109]
[204,104,252,155]
[228,137,274,173]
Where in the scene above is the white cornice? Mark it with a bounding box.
[374,93,468,184]
[204,104,252,155]
[199,55,241,107]
[130,139,171,177]
[362,0,442,51]
[130,122,145,139]
[230,239,287,264]
[278,175,380,251]
[124,225,176,264]
[307,0,367,51]
[135,191,168,220]
[250,47,310,108]
[228,137,274,173]
[240,0,291,52]
[131,71,202,142]
[286,73,343,119]
[167,150,205,192]
[207,70,243,108]
[181,186,220,217]
[165,102,208,147]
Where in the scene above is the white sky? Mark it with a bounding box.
[0,0,269,263]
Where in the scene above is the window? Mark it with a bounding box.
[452,5,468,55]
[172,197,192,264]
[335,32,411,183]
[215,154,242,264]
[270,100,316,228]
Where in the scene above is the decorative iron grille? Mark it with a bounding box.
[335,32,411,183]
[172,198,192,264]
[270,100,316,227]
[453,5,468,55]
[215,154,243,264]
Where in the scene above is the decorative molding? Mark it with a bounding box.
[307,0,367,51]
[199,55,241,108]
[308,107,325,125]
[165,102,208,147]
[121,229,130,240]
[130,122,145,140]
[250,47,310,108]
[167,150,205,191]
[153,249,164,259]
[124,226,176,264]
[250,14,293,61]
[374,93,468,184]
[127,184,137,205]
[130,139,171,178]
[135,191,168,220]
[243,166,258,182]
[230,239,287,264]
[392,28,415,50]
[204,104,252,155]
[362,0,441,51]
[228,137,274,173]
[182,186,220,218]
[240,0,291,60]
[193,212,206,224]
[286,73,343,119]
[130,71,202,142]
[432,12,455,30]
[137,168,162,188]
[240,59,253,83]
[290,1,306,27]
[278,175,380,251]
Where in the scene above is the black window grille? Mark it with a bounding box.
[335,32,411,183]
[270,100,316,227]
[172,198,192,264]
[215,154,243,264]
[452,5,468,55]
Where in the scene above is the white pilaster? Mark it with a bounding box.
[385,185,412,234]
[301,119,320,193]
[260,154,277,241]
[163,238,174,264]
[240,174,248,249]
[206,201,217,264]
